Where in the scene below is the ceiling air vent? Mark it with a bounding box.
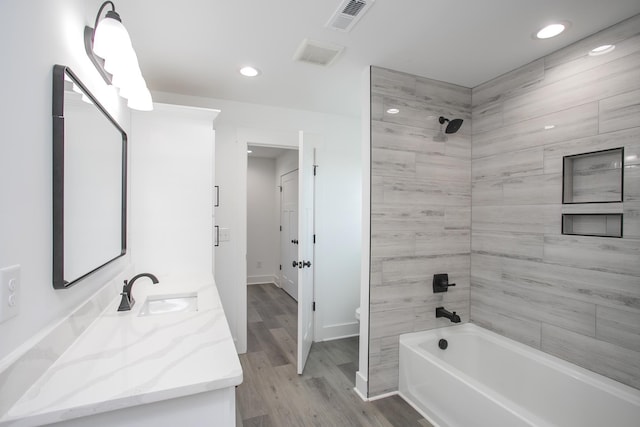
[293,39,344,67]
[327,0,375,32]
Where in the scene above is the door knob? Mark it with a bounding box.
[292,260,298,268]
[302,260,311,268]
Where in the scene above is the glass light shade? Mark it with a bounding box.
[117,73,144,99]
[127,86,153,111]
[103,48,139,76]
[93,16,132,60]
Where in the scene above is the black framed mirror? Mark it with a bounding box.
[52,65,127,289]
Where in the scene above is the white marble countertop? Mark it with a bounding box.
[1,274,242,426]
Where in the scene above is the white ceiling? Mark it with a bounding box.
[118,0,640,117]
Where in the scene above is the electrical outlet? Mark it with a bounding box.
[0,265,20,323]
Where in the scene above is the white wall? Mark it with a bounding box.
[152,91,362,352]
[247,157,278,284]
[130,104,217,277]
[0,0,131,361]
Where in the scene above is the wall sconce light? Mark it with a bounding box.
[84,1,153,111]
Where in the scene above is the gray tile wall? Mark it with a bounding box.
[470,14,640,390]
[368,67,472,396]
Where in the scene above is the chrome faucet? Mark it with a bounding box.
[436,306,461,323]
[117,273,159,311]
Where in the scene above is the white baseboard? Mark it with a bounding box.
[247,275,277,285]
[368,390,398,401]
[354,371,368,401]
[316,321,359,342]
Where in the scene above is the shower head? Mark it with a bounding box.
[438,116,464,134]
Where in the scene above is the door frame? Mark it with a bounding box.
[237,133,300,339]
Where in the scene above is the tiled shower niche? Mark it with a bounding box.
[562,147,624,204]
[562,213,623,238]
[561,148,624,238]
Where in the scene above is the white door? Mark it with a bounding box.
[280,170,298,300]
[297,131,318,374]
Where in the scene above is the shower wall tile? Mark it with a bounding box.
[471,179,503,206]
[599,88,640,133]
[473,280,596,337]
[371,148,416,176]
[596,306,640,353]
[371,67,417,99]
[380,176,470,207]
[415,230,470,257]
[415,77,472,111]
[624,202,640,238]
[625,166,640,201]
[472,102,598,160]
[472,231,544,261]
[415,154,471,182]
[544,15,640,83]
[371,121,444,153]
[445,207,472,231]
[500,257,640,311]
[472,205,558,234]
[381,254,470,288]
[501,173,562,206]
[371,204,445,232]
[543,128,639,174]
[368,66,471,397]
[543,235,640,276]
[471,100,503,134]
[472,147,544,181]
[470,302,541,348]
[472,58,545,107]
[471,16,640,391]
[541,323,640,390]
[502,51,640,125]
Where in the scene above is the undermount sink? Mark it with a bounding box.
[138,293,198,316]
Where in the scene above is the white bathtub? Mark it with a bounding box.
[399,323,640,427]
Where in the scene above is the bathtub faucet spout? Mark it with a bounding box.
[436,306,461,323]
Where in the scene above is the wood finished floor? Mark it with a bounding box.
[236,283,432,427]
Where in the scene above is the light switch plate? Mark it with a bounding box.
[0,265,20,323]
[219,228,231,242]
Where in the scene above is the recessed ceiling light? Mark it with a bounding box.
[589,44,616,56]
[247,150,253,154]
[544,125,556,130]
[386,108,400,114]
[534,22,568,39]
[240,66,260,77]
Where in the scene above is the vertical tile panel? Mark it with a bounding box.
[369,66,471,397]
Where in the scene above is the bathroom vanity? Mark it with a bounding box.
[0,274,242,427]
